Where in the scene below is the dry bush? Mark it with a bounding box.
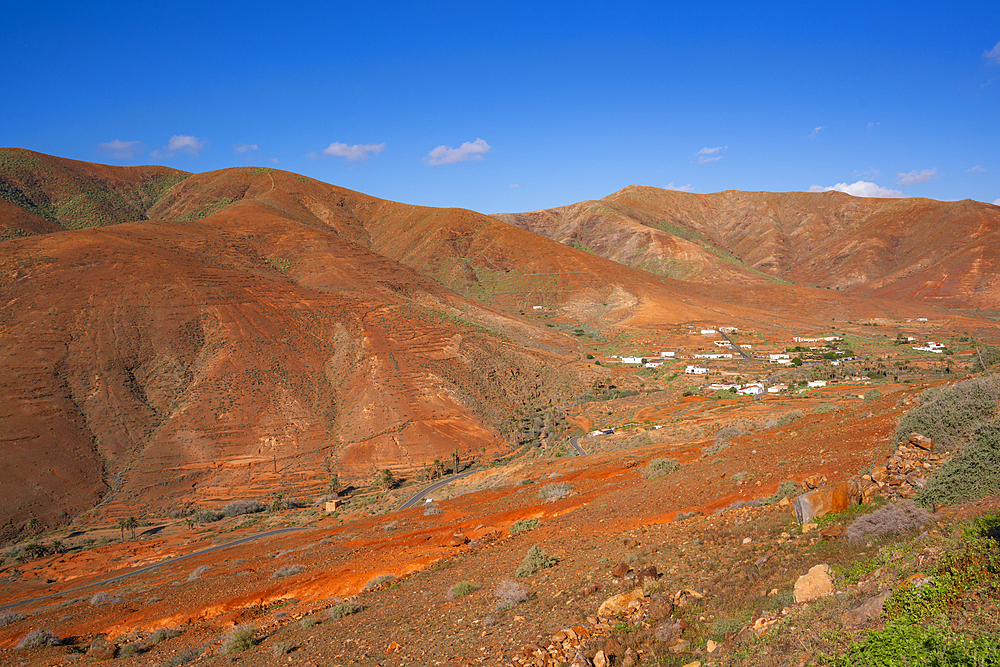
[16,628,60,649]
[187,565,210,582]
[89,591,124,606]
[895,375,1000,449]
[918,421,1000,508]
[516,545,557,577]
[448,581,479,599]
[271,564,305,578]
[644,457,681,479]
[538,482,573,500]
[846,501,935,543]
[326,600,361,619]
[0,610,25,627]
[221,625,256,654]
[364,574,395,590]
[221,499,265,517]
[494,579,529,610]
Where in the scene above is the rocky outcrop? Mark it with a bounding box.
[793,564,834,603]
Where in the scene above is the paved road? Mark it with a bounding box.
[0,526,309,611]
[397,469,480,511]
[568,436,587,456]
[717,328,753,360]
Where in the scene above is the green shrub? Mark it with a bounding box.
[272,642,293,657]
[971,346,1000,373]
[917,421,1000,508]
[326,600,361,620]
[221,625,256,654]
[644,457,681,479]
[510,518,540,535]
[709,617,744,639]
[833,621,1000,666]
[516,545,558,577]
[760,480,800,506]
[895,376,1000,449]
[0,610,25,627]
[448,581,479,599]
[271,564,305,578]
[149,627,180,643]
[119,643,141,657]
[863,388,882,402]
[301,616,318,629]
[814,404,836,414]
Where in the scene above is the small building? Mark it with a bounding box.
[694,353,733,359]
[700,329,717,335]
[660,351,676,358]
[714,340,734,347]
[644,361,663,368]
[769,353,791,361]
[767,384,788,393]
[685,365,709,375]
[620,356,644,364]
[324,499,344,513]
[807,380,828,388]
[709,382,738,390]
[737,384,765,396]
[739,344,752,349]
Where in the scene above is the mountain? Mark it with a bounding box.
[494,185,1000,310]
[0,150,983,535]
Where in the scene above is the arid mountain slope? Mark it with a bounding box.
[495,185,1000,309]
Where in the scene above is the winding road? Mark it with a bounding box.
[568,436,587,456]
[396,468,481,511]
[0,526,310,611]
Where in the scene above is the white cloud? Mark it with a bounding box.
[665,181,694,192]
[234,143,258,153]
[808,181,903,198]
[866,121,880,131]
[508,183,520,189]
[423,138,491,166]
[967,165,987,173]
[994,198,1000,206]
[270,157,280,164]
[984,42,1000,65]
[897,168,937,185]
[695,146,726,164]
[166,135,206,157]
[808,126,825,139]
[319,142,385,161]
[97,139,144,159]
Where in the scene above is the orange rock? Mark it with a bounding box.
[794,479,861,524]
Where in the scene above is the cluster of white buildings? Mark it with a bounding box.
[912,341,946,353]
[793,335,841,343]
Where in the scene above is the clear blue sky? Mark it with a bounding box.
[3,1,998,212]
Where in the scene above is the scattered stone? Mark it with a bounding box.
[621,647,638,667]
[647,596,674,620]
[635,565,658,586]
[667,639,691,653]
[842,590,893,627]
[449,532,469,546]
[909,433,933,451]
[794,564,834,603]
[742,537,752,544]
[571,651,594,667]
[654,619,683,643]
[821,525,846,540]
[593,650,608,667]
[87,637,117,661]
[778,496,792,506]
[611,562,630,578]
[598,588,644,617]
[803,474,827,489]
[706,639,718,653]
[682,662,702,667]
[801,522,818,534]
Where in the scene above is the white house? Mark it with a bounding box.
[740,344,752,349]
[775,359,793,365]
[769,353,791,361]
[694,353,733,359]
[719,326,738,333]
[620,356,644,364]
[644,361,663,368]
[912,346,943,354]
[700,329,717,335]
[685,366,709,375]
[807,380,828,388]
[714,340,734,347]
[767,384,788,393]
[660,351,676,358]
[737,384,765,396]
[709,382,739,391]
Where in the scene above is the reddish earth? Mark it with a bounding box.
[1,149,1000,665]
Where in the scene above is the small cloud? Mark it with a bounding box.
[269,157,280,165]
[984,42,1000,65]
[665,182,694,192]
[97,139,145,160]
[695,146,726,164]
[423,138,491,166]
[967,165,987,173]
[808,126,825,139]
[319,141,385,161]
[897,168,938,185]
[166,135,206,157]
[866,122,880,131]
[234,143,258,153]
[993,198,1000,206]
[808,181,903,198]
[508,183,520,189]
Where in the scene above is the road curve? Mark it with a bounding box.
[397,469,480,511]
[0,526,310,611]
[568,436,587,456]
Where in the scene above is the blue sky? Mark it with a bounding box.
[2,1,998,213]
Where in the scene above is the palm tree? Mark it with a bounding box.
[125,516,138,540]
[117,518,128,542]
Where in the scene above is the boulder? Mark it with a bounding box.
[908,433,933,451]
[87,637,117,661]
[793,564,834,603]
[647,596,674,620]
[841,590,892,627]
[802,474,827,489]
[635,565,658,587]
[794,479,861,524]
[611,562,630,578]
[449,532,469,546]
[592,650,608,667]
[598,588,644,617]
